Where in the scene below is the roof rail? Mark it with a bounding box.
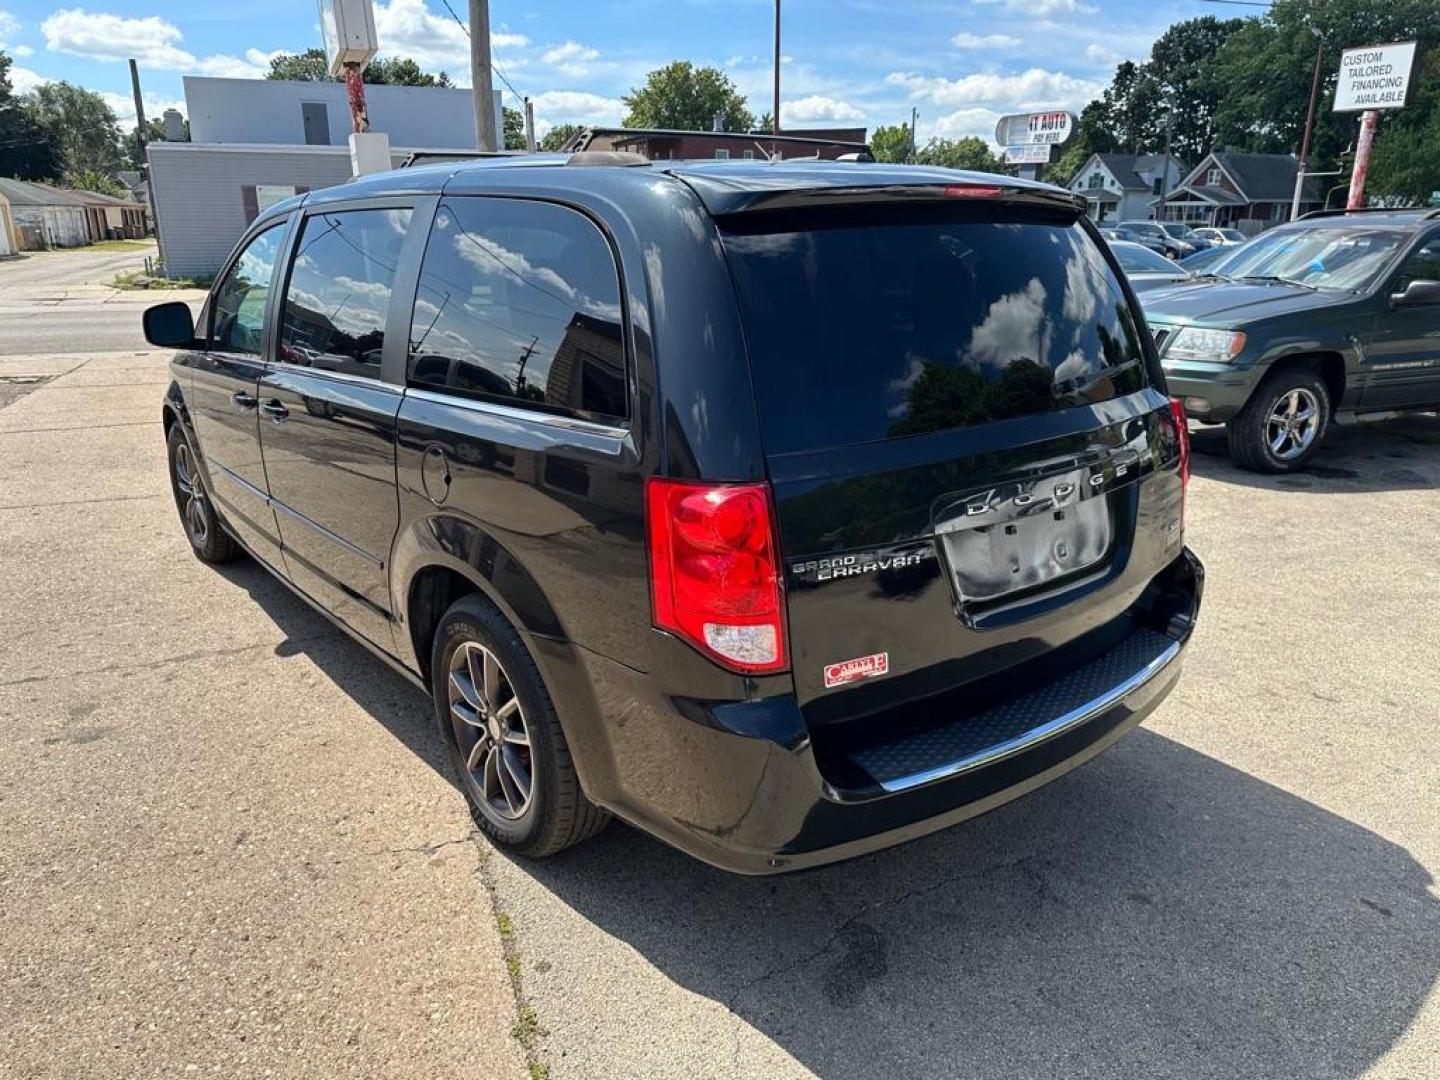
[565,151,649,167]
[1298,205,1426,220]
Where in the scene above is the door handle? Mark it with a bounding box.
[259,399,289,423]
[231,390,257,410]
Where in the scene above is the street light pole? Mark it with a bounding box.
[772,0,781,135]
[1291,35,1325,220]
[469,0,498,152]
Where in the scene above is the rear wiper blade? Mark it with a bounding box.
[1240,275,1316,290]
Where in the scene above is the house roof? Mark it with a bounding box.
[1093,153,1187,191]
[1192,152,1323,202]
[67,189,145,208]
[0,178,91,207]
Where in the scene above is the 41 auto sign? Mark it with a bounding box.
[995,111,1075,147]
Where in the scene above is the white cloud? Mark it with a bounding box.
[40,8,273,77]
[931,106,1004,141]
[529,89,624,129]
[888,68,1103,112]
[100,90,186,130]
[373,0,526,72]
[0,10,18,39]
[952,32,1021,49]
[1002,0,1097,14]
[540,39,599,77]
[10,44,31,56]
[9,63,43,93]
[782,94,864,124]
[1084,43,1120,65]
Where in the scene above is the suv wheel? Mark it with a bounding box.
[430,594,609,857]
[166,423,239,563]
[1227,366,1331,473]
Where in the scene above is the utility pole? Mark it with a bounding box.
[469,0,498,152]
[1157,90,1174,221]
[128,59,158,240]
[523,97,536,152]
[909,106,918,162]
[1291,34,1325,220]
[772,0,781,134]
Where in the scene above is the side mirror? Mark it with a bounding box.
[143,301,197,348]
[1390,279,1440,308]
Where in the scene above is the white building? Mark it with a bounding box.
[149,76,486,276]
[1069,154,1188,223]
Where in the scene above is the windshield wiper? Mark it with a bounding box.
[1239,275,1316,290]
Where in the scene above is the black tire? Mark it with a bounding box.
[166,423,239,564]
[1226,364,1332,473]
[430,593,609,857]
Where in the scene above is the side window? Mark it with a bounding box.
[1391,235,1440,296]
[210,222,286,355]
[408,198,628,423]
[279,207,412,379]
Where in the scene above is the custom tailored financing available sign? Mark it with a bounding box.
[1333,41,1417,112]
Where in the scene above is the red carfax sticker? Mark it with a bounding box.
[824,652,890,689]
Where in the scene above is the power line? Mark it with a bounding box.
[437,0,526,106]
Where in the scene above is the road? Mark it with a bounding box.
[0,245,204,355]
[1,343,1438,1071]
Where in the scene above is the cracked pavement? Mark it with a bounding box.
[2,339,1439,1078]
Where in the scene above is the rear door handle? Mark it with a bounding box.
[231,390,257,409]
[260,399,289,423]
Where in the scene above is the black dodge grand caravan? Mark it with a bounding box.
[147,156,1203,874]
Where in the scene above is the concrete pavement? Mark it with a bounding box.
[0,245,205,356]
[1,345,1437,1078]
[0,352,526,1079]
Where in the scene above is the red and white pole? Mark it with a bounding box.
[1346,109,1378,210]
[343,61,370,134]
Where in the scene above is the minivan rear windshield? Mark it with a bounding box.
[721,203,1149,455]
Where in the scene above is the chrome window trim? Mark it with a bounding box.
[405,385,630,440]
[875,638,1183,794]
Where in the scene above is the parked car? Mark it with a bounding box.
[1100,225,1168,256]
[147,159,1201,873]
[1144,208,1440,472]
[1156,221,1213,253]
[1109,240,1192,292]
[1120,220,1191,259]
[1192,226,1246,246]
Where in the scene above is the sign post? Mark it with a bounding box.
[1331,41,1416,210]
[318,0,389,176]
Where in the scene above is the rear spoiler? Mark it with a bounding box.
[672,169,1086,218]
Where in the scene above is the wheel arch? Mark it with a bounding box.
[1254,349,1349,415]
[392,513,567,683]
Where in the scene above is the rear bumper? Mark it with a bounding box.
[550,548,1204,874]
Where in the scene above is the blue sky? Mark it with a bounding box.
[0,0,1223,143]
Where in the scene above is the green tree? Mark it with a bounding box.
[622,61,754,132]
[503,105,526,150]
[0,51,57,180]
[1369,47,1440,203]
[267,48,453,86]
[540,123,584,151]
[65,168,126,197]
[869,123,914,163]
[914,136,1003,172]
[21,81,123,176]
[267,48,330,81]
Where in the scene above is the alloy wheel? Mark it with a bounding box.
[173,441,209,546]
[1265,388,1321,461]
[448,640,534,821]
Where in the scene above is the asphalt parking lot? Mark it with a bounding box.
[2,340,1438,1076]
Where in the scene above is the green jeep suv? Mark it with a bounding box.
[1143,209,1440,472]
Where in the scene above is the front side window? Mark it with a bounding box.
[210,222,286,355]
[1391,236,1440,296]
[279,207,413,378]
[408,198,628,423]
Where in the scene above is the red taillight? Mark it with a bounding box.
[1170,398,1190,526]
[943,184,1004,199]
[645,478,788,674]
